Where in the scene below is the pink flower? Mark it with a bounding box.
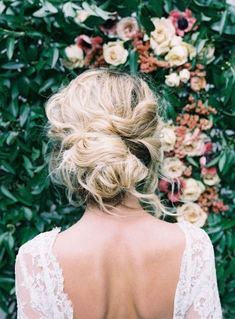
[199,142,214,166]
[169,9,197,36]
[99,13,119,36]
[159,178,186,203]
[201,167,217,176]
[203,142,213,154]
[159,179,170,192]
[76,35,103,54]
[199,156,207,167]
[168,192,181,202]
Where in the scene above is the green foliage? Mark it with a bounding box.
[0,0,234,318]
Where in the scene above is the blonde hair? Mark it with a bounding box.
[45,68,175,218]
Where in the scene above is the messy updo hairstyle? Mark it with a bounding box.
[45,68,171,218]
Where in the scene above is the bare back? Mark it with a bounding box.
[53,212,186,319]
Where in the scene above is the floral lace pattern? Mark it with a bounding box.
[15,220,223,318]
[174,220,223,319]
[15,228,73,319]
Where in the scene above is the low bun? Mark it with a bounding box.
[45,68,171,217]
[48,132,149,207]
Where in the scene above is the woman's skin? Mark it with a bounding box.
[53,194,186,319]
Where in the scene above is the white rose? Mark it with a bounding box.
[64,45,84,68]
[170,35,182,47]
[202,173,220,186]
[165,72,180,87]
[182,132,205,157]
[179,69,191,83]
[182,42,196,59]
[74,9,90,23]
[150,17,175,55]
[116,17,139,40]
[176,202,208,227]
[103,41,128,66]
[161,157,186,179]
[165,45,188,67]
[180,178,206,202]
[159,125,177,152]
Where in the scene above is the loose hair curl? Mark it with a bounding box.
[45,68,175,218]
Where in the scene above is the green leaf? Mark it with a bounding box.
[0,185,18,202]
[163,0,174,12]
[6,38,15,60]
[129,49,138,75]
[206,155,221,167]
[211,21,235,35]
[147,0,164,16]
[33,1,58,17]
[218,152,227,173]
[51,47,59,68]
[62,2,79,17]
[6,132,18,145]
[19,105,30,127]
[0,277,15,285]
[193,0,213,6]
[219,10,228,35]
[16,186,33,206]
[1,62,25,70]
[220,219,235,231]
[221,150,235,175]
[22,207,34,221]
[0,161,15,174]
[185,156,199,168]
[38,78,56,94]
[0,1,6,14]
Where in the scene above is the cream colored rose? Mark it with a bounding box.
[161,157,186,179]
[64,44,84,68]
[170,35,182,47]
[150,17,175,55]
[159,125,177,152]
[180,178,206,202]
[176,202,208,227]
[74,9,90,23]
[179,69,190,83]
[103,41,128,66]
[116,17,139,40]
[181,42,196,59]
[165,72,180,87]
[181,132,205,156]
[202,172,220,186]
[165,45,188,66]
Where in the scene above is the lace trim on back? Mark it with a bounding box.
[173,220,191,318]
[16,227,74,319]
[46,228,74,318]
[173,220,223,319]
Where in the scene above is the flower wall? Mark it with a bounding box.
[0,0,234,318]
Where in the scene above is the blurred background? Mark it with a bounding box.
[0,0,234,318]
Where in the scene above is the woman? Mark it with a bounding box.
[15,69,223,318]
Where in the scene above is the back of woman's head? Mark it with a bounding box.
[45,68,168,217]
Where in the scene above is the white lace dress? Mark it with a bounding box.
[15,220,223,318]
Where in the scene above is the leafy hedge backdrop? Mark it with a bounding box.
[0,0,234,318]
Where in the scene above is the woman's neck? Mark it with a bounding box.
[83,193,150,219]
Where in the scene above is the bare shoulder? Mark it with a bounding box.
[150,218,187,248]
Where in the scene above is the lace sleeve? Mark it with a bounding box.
[15,244,47,318]
[15,228,73,319]
[185,227,223,319]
